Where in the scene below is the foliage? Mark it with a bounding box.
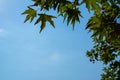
[22,0,120,79]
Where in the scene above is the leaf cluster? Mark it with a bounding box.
[85,0,120,79]
[23,0,120,79]
[22,0,82,32]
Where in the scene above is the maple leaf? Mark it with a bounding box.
[22,7,37,23]
[34,14,56,32]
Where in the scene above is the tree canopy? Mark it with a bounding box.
[22,0,120,79]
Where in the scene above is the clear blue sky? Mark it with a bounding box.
[0,0,102,80]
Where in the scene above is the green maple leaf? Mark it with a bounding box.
[81,0,100,13]
[34,14,56,32]
[22,7,37,23]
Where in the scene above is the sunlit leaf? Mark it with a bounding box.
[22,7,36,23]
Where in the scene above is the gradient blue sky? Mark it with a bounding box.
[0,0,102,80]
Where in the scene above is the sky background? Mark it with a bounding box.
[0,0,102,80]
